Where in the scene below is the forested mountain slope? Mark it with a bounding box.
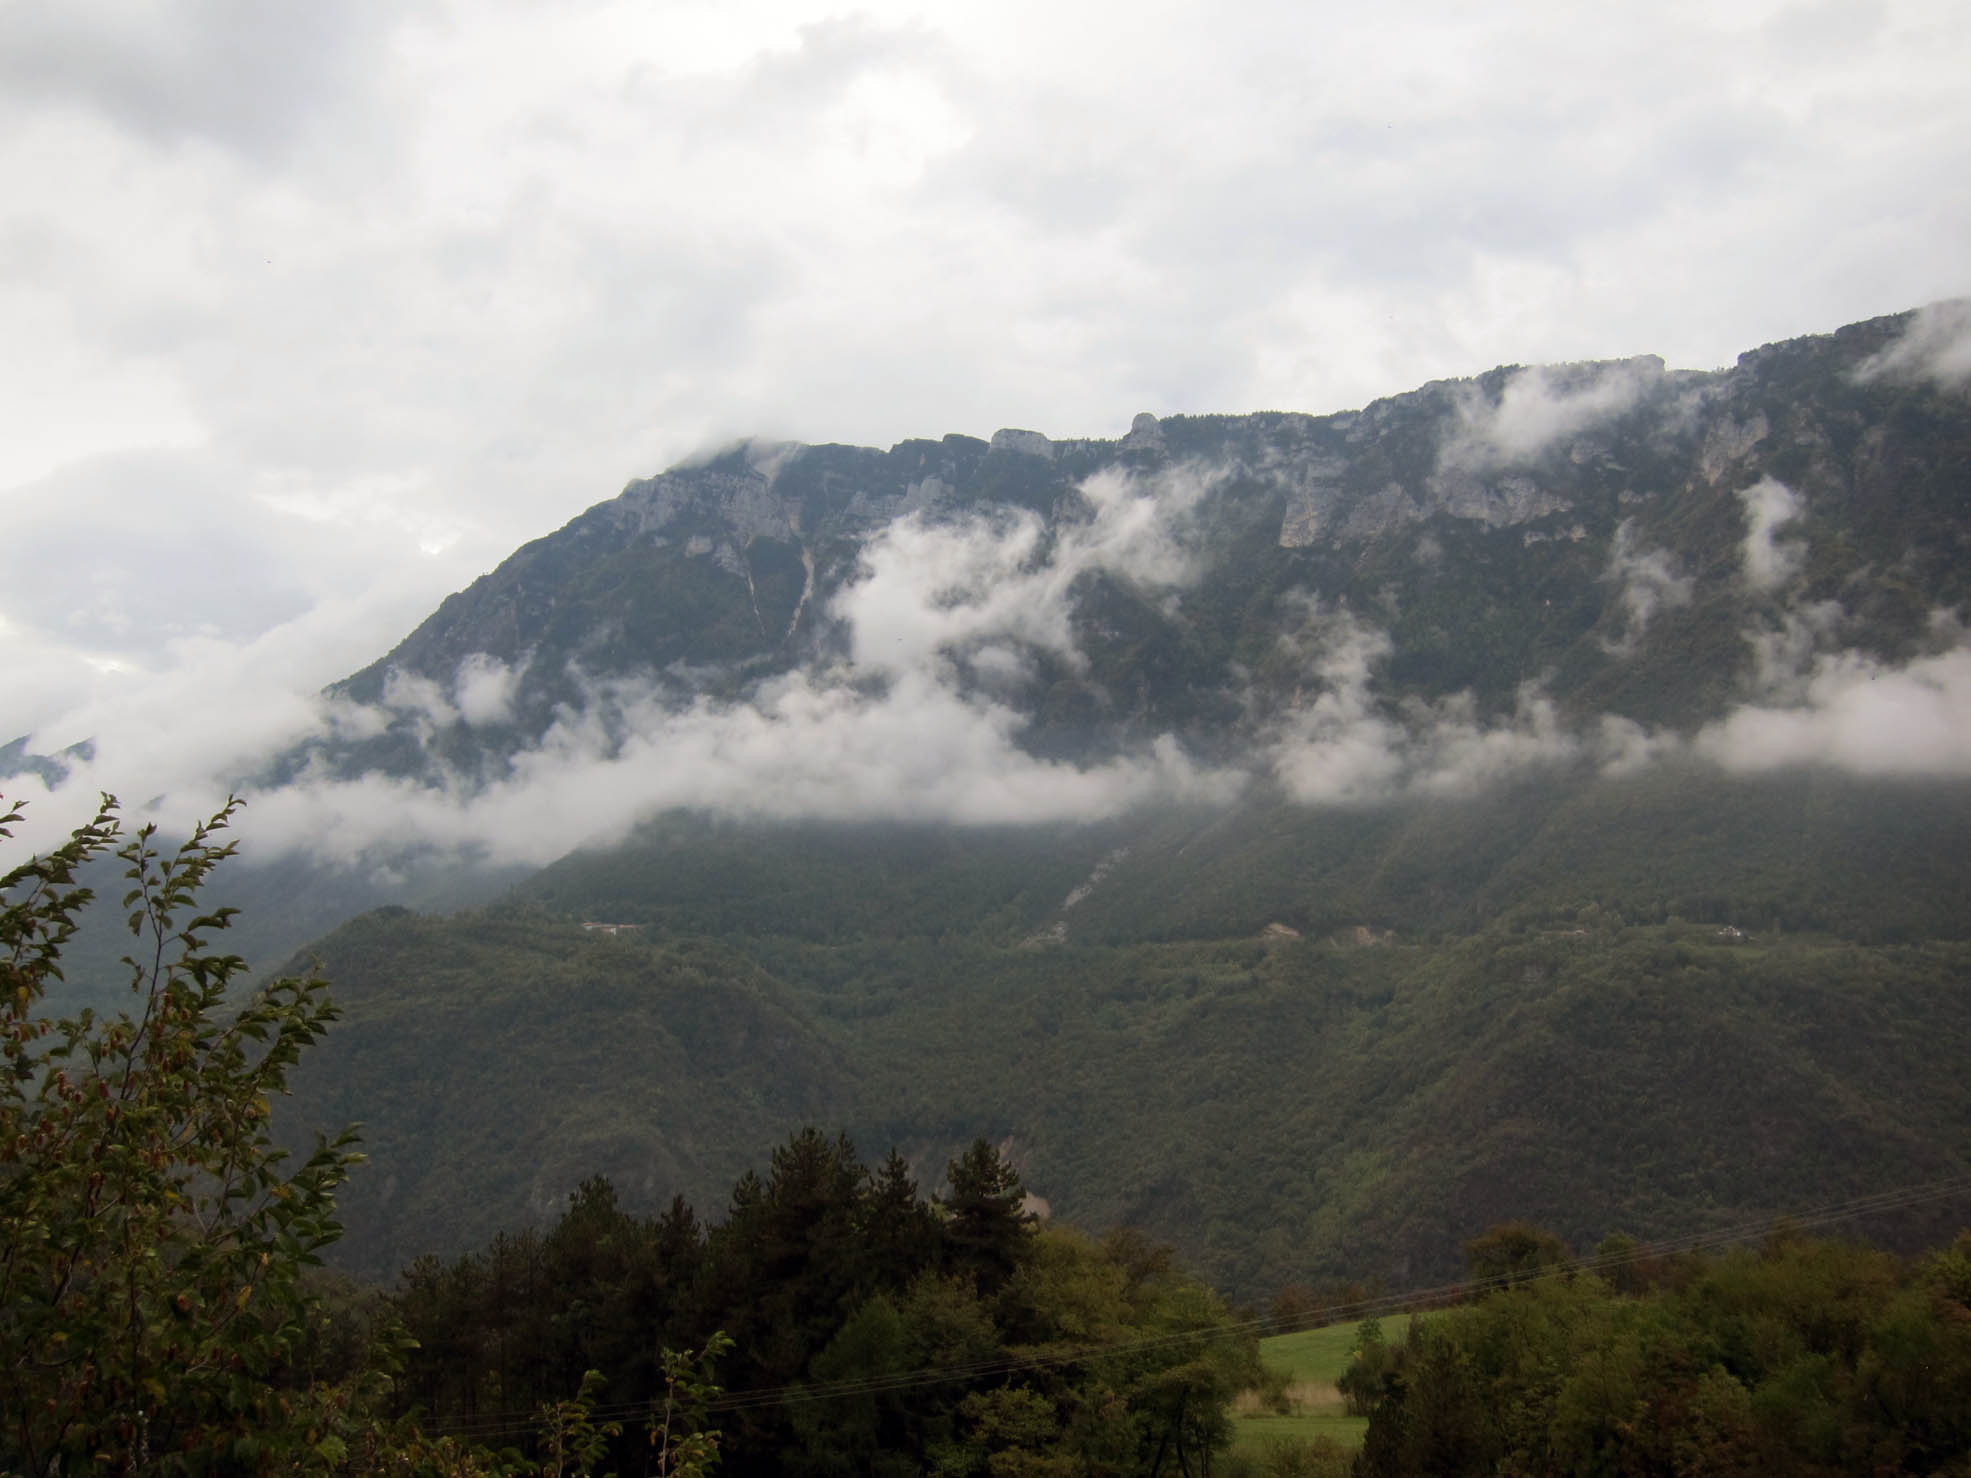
[287,765,1971,1295]
[253,302,1971,1295]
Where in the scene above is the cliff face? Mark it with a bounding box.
[277,304,1969,787]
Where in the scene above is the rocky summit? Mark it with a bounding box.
[272,304,1969,810]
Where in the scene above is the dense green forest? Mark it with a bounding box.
[1344,1228,1971,1475]
[279,764,1971,1298]
[6,797,1257,1475]
[382,1135,1259,1475]
[10,794,1971,1474]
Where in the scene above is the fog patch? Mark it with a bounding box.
[1743,600,1847,700]
[1697,643,1971,778]
[1406,689,1581,798]
[378,669,458,746]
[0,580,448,854]
[1264,610,1407,803]
[1440,358,1661,471]
[839,463,1209,679]
[1738,477,1805,591]
[1594,714,1682,777]
[88,463,1247,866]
[1853,300,1971,391]
[454,653,525,728]
[245,670,1244,866]
[964,643,1037,695]
[1602,520,1692,653]
[1262,603,1633,805]
[321,695,390,743]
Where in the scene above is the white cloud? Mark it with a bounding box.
[380,669,460,740]
[1404,690,1580,798]
[0,0,396,162]
[1265,592,1971,806]
[1440,357,1662,470]
[1262,602,1602,804]
[1602,520,1693,653]
[1697,644,1971,777]
[840,462,1208,679]
[1264,611,1409,804]
[1,621,398,856]
[1742,599,1847,698]
[454,653,524,727]
[1737,476,1806,591]
[0,577,464,856]
[1854,299,1971,390]
[10,462,1242,864]
[1594,713,1681,777]
[244,670,1242,866]
[963,643,1037,694]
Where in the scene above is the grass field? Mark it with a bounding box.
[1228,1312,1450,1457]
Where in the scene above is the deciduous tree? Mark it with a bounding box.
[1,795,361,1474]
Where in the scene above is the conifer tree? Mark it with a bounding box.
[940,1138,1033,1294]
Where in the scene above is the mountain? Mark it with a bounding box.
[243,301,1971,1294]
[272,307,1971,795]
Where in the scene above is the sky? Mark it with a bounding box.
[4,0,1971,853]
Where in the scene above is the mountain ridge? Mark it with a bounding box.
[30,300,1971,1295]
[262,303,1969,817]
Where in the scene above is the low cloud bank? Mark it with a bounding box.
[249,674,1237,864]
[1738,477,1805,591]
[13,460,1971,869]
[159,463,1239,864]
[1439,358,1662,472]
[1602,520,1692,653]
[0,583,447,854]
[1261,602,1672,805]
[1684,586,1971,776]
[1698,636,1971,779]
[1854,300,1971,391]
[1260,592,1971,806]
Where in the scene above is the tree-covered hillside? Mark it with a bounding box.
[282,765,1971,1298]
[237,300,1971,1308]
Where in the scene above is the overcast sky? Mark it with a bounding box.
[5,0,1970,831]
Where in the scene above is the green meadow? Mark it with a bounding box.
[1230,1312,1448,1456]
